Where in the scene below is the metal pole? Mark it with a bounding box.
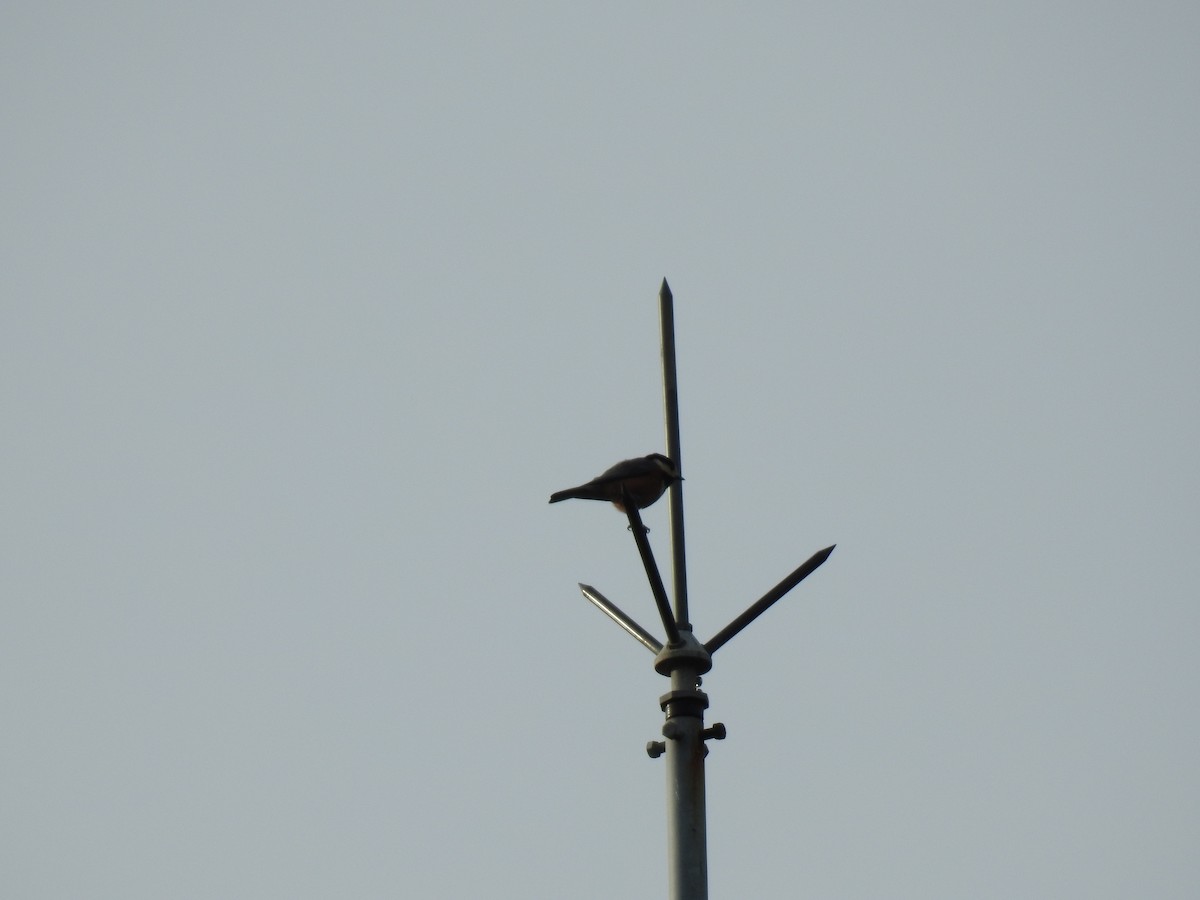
[658,278,707,900]
[661,656,709,900]
[558,279,833,900]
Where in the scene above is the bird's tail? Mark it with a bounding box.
[548,486,609,504]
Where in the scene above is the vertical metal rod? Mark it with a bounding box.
[659,278,689,628]
[658,278,706,899]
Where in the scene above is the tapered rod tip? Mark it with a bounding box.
[660,278,672,300]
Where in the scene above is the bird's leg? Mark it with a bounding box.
[620,489,650,533]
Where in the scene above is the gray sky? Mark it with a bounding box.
[4,4,1198,898]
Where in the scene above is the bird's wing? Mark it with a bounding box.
[586,458,644,485]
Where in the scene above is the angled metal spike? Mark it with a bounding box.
[578,584,664,654]
[623,499,683,647]
[704,545,836,654]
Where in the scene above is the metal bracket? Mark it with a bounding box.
[646,722,726,759]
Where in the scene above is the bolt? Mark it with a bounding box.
[646,740,666,759]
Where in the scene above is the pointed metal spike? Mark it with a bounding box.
[703,544,836,654]
[578,583,664,654]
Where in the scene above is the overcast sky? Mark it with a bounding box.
[4,3,1198,898]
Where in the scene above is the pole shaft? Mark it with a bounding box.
[664,666,708,900]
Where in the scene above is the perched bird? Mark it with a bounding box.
[549,453,682,512]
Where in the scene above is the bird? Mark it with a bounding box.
[549,453,682,512]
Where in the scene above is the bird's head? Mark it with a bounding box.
[648,453,683,483]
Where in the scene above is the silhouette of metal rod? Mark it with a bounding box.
[578,583,664,654]
[624,500,683,647]
[704,544,836,654]
[659,278,689,628]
